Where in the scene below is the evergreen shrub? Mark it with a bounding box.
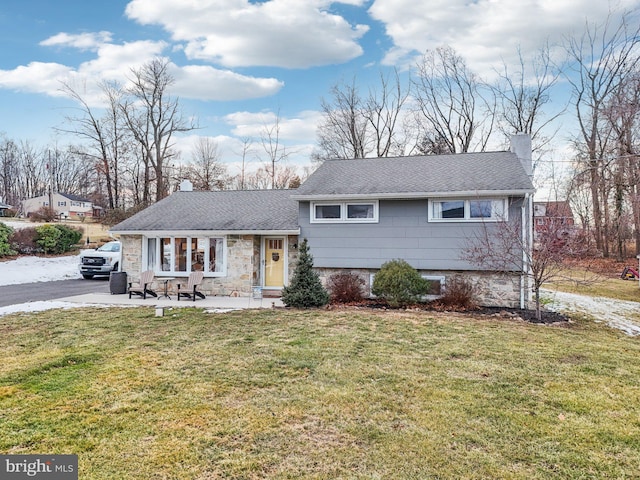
[281,239,329,308]
[372,259,430,307]
[0,222,16,257]
[35,224,62,254]
[54,224,83,253]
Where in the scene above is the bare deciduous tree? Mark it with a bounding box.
[564,11,640,255]
[121,58,196,202]
[413,45,496,154]
[602,69,640,257]
[463,209,591,321]
[493,44,563,170]
[59,80,130,209]
[184,137,227,191]
[0,137,19,206]
[315,71,410,161]
[233,136,255,190]
[260,113,293,189]
[315,78,368,160]
[363,69,410,157]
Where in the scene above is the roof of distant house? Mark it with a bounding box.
[292,151,535,199]
[110,189,299,233]
[59,193,92,203]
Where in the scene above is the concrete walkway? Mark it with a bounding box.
[56,291,284,311]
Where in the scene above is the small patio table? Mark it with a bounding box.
[161,277,175,299]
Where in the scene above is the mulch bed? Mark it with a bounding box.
[472,306,569,324]
[328,299,569,324]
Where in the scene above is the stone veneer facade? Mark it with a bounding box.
[315,267,530,308]
[120,234,299,297]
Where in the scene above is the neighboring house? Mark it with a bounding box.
[532,201,577,249]
[22,193,95,219]
[0,201,11,217]
[111,134,535,308]
[533,201,575,233]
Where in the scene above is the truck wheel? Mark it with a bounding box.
[112,262,119,272]
[82,274,94,279]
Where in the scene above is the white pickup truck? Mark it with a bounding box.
[78,241,122,279]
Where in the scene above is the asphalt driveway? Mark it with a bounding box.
[0,278,110,308]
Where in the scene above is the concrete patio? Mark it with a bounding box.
[56,291,284,311]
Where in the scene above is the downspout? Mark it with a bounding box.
[520,193,531,309]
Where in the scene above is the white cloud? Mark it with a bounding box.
[224,110,323,141]
[0,62,75,97]
[0,38,283,105]
[78,40,168,83]
[0,40,169,105]
[40,31,114,51]
[125,0,369,68]
[172,65,283,100]
[369,0,640,77]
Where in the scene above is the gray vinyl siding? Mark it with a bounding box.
[299,198,526,271]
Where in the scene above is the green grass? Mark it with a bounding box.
[1,307,639,479]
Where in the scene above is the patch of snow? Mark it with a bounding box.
[0,301,105,317]
[0,255,80,286]
[1,220,33,230]
[543,289,640,336]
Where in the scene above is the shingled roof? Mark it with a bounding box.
[110,189,299,233]
[292,151,534,199]
[60,193,92,203]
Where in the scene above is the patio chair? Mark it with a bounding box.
[177,271,206,301]
[128,270,158,299]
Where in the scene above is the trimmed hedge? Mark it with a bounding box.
[35,224,83,254]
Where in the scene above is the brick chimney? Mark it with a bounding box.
[510,133,532,178]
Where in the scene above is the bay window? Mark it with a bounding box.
[145,236,225,276]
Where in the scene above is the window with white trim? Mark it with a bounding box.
[429,199,507,222]
[145,236,226,276]
[421,275,446,298]
[311,201,378,223]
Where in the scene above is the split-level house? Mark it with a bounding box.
[111,134,535,308]
[22,192,96,219]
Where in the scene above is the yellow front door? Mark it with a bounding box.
[264,238,285,287]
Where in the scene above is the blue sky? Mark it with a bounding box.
[0,0,638,177]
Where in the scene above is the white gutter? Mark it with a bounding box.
[291,189,535,201]
[108,229,301,236]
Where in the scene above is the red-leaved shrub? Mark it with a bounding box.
[327,272,365,303]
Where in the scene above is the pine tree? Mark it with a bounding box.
[281,238,329,308]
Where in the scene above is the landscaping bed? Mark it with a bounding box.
[328,299,570,324]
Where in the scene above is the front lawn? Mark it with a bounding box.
[1,307,639,479]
